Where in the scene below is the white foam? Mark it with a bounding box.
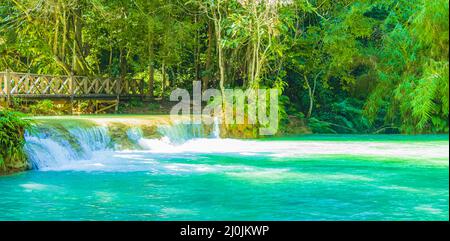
[138,138,449,162]
[20,183,51,191]
[415,205,443,214]
[24,121,449,173]
[226,170,374,182]
[33,137,448,172]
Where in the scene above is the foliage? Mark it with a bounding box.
[117,99,161,114]
[309,98,371,134]
[0,0,448,134]
[0,110,31,172]
[364,0,449,133]
[29,100,62,116]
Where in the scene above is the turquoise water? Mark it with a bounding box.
[0,134,448,220]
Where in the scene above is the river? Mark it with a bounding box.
[0,117,448,220]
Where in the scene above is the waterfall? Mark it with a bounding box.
[213,116,220,139]
[155,117,221,143]
[24,136,82,170]
[68,126,111,152]
[126,127,143,143]
[23,118,221,170]
[24,124,112,170]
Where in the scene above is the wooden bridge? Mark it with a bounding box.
[0,70,148,102]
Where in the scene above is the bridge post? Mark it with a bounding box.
[69,73,74,115]
[4,69,10,106]
[115,78,121,113]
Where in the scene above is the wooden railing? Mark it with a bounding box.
[0,70,147,100]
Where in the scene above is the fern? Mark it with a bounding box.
[411,61,448,131]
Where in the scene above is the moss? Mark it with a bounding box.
[140,125,161,139]
[35,123,85,153]
[30,119,102,155]
[107,123,138,149]
[105,122,161,149]
[222,115,311,138]
[223,124,259,139]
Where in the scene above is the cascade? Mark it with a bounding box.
[212,116,220,138]
[24,125,111,169]
[23,118,220,169]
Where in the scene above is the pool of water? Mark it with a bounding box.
[0,135,448,220]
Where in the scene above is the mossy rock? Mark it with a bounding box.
[140,125,161,139]
[223,124,259,139]
[279,115,311,135]
[0,155,30,175]
[30,122,86,154]
[107,123,138,149]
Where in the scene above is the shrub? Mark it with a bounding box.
[29,100,61,115]
[0,110,32,174]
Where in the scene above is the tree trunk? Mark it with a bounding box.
[213,18,225,96]
[53,3,60,55]
[202,21,213,90]
[304,75,313,119]
[194,14,200,83]
[148,38,155,98]
[71,5,83,74]
[120,49,127,81]
[304,73,319,119]
[161,62,166,98]
[61,4,67,61]
[109,45,113,73]
[148,64,154,98]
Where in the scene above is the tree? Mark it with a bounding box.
[364,0,449,133]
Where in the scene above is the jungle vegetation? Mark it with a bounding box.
[0,0,448,134]
[0,110,31,174]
